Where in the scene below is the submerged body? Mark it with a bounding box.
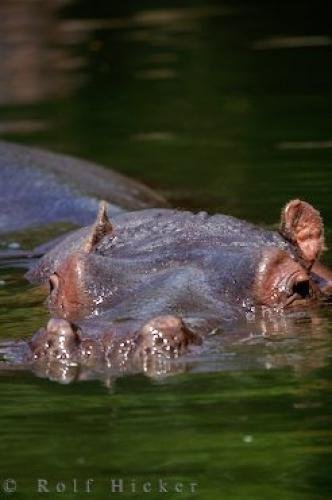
[24,200,331,378]
[0,141,167,235]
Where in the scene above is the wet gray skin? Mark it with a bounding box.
[0,142,329,380]
[0,141,167,237]
[26,207,290,283]
[21,200,331,381]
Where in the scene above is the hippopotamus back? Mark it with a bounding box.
[0,141,167,234]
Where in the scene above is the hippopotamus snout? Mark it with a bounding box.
[28,314,201,374]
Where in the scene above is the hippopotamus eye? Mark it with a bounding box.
[292,279,310,299]
[49,273,59,295]
[254,248,316,308]
[285,278,312,306]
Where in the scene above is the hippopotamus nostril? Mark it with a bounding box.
[45,338,54,348]
[28,318,80,362]
[46,318,76,338]
[136,315,199,360]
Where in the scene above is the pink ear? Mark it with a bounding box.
[84,201,113,252]
[279,199,325,266]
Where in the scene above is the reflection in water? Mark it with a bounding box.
[59,5,233,32]
[0,2,235,106]
[131,131,175,142]
[132,6,234,26]
[0,294,330,385]
[277,140,332,150]
[0,119,48,134]
[252,35,332,50]
[0,0,81,104]
[135,68,177,80]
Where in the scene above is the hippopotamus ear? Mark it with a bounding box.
[279,199,325,267]
[84,201,113,252]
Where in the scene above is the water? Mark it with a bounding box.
[0,0,332,498]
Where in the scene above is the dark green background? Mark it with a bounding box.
[0,1,331,498]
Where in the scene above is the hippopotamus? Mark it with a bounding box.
[22,198,331,379]
[0,140,167,237]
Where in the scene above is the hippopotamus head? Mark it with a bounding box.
[26,199,329,322]
[24,198,331,375]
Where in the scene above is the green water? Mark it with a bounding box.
[0,1,332,498]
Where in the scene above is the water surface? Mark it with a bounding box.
[0,1,331,498]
